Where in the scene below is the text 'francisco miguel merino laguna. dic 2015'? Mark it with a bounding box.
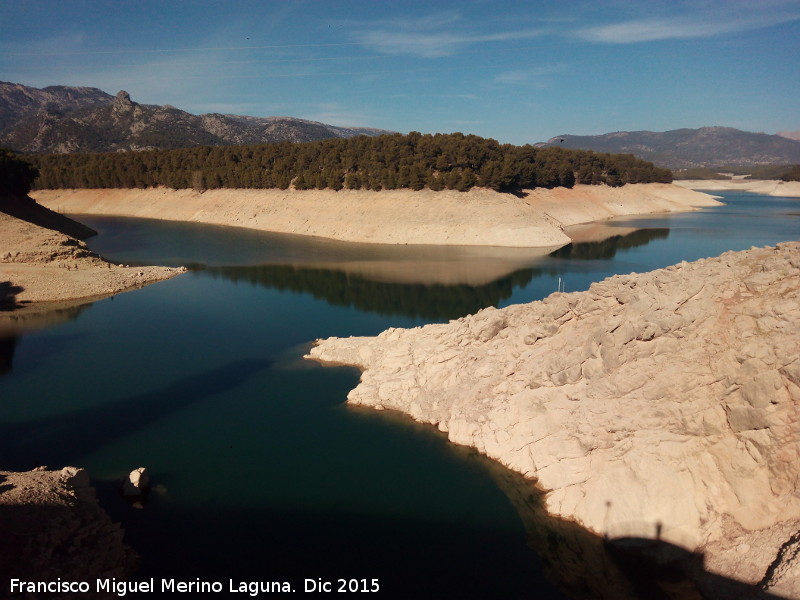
[10,578,301,596]
[10,577,382,596]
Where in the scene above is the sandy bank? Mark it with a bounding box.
[307,243,800,596]
[0,211,183,313]
[32,184,720,248]
[676,179,800,197]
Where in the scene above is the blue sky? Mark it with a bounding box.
[1,0,798,144]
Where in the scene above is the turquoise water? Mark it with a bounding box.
[1,190,798,598]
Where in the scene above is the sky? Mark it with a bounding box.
[1,0,798,145]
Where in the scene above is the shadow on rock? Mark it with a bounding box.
[486,462,790,600]
[0,281,25,312]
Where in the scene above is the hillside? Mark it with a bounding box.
[540,126,800,169]
[0,81,392,154]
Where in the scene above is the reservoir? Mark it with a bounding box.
[1,190,797,598]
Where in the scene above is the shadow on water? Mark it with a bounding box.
[0,358,272,470]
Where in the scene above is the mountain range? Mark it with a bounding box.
[0,81,392,154]
[539,127,800,169]
[2,82,798,172]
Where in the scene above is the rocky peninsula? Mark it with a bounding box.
[0,200,183,318]
[307,243,800,597]
[32,183,719,248]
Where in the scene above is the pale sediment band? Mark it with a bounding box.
[33,183,720,248]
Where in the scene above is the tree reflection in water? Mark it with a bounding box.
[201,228,671,320]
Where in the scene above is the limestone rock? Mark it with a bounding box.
[122,467,150,498]
[307,242,800,595]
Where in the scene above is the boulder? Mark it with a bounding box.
[122,467,150,498]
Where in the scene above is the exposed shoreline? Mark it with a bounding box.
[306,243,800,596]
[32,183,720,248]
[676,178,800,197]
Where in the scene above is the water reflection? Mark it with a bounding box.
[551,228,670,260]
[0,336,16,375]
[0,303,93,376]
[198,228,671,320]
[74,214,559,284]
[202,263,541,320]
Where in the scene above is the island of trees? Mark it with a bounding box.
[25,133,672,193]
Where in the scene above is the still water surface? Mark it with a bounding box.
[0,190,797,598]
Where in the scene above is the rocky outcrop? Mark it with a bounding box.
[307,243,800,596]
[0,466,137,596]
[121,468,150,498]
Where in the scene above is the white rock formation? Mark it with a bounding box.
[307,242,800,595]
[122,467,150,498]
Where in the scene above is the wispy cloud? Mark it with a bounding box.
[302,102,380,128]
[351,12,542,57]
[576,8,800,43]
[494,65,565,86]
[359,28,543,58]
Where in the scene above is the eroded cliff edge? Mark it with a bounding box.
[307,243,800,596]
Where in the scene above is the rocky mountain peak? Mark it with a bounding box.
[114,90,133,105]
[0,81,394,153]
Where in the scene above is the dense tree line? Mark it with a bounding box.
[780,165,800,182]
[0,147,39,196]
[26,132,672,192]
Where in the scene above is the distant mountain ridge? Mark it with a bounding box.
[539,126,800,169]
[0,81,393,154]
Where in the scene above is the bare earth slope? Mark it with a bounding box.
[308,243,800,596]
[32,184,720,248]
